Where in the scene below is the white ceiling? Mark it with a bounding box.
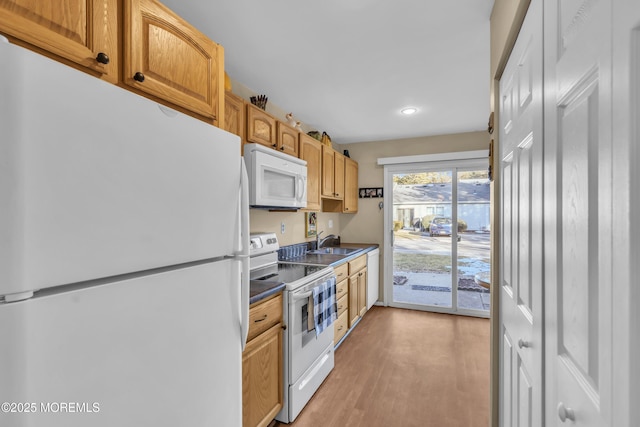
[162,0,494,144]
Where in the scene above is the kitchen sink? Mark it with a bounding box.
[307,247,360,255]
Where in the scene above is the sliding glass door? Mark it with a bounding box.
[384,160,490,317]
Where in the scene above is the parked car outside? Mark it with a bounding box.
[428,217,461,241]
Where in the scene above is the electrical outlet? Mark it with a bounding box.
[281,222,285,234]
[328,220,333,229]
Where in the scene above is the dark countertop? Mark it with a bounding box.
[249,243,378,305]
[283,243,379,267]
[249,280,285,305]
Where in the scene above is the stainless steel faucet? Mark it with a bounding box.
[316,231,324,249]
[318,233,337,249]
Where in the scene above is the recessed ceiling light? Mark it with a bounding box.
[401,107,418,115]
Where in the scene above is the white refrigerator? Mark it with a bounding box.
[0,37,250,426]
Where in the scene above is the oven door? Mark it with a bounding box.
[288,276,335,384]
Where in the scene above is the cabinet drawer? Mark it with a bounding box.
[336,294,348,317]
[348,255,367,275]
[334,310,349,344]
[334,263,349,282]
[247,294,282,342]
[336,278,348,300]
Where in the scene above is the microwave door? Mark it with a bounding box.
[296,174,307,207]
[258,166,298,206]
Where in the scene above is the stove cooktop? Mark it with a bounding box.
[251,262,332,290]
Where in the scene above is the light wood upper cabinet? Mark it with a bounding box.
[343,157,358,213]
[124,0,224,123]
[276,121,299,157]
[246,104,277,148]
[333,150,345,200]
[299,134,322,211]
[321,145,348,202]
[321,145,335,198]
[0,0,119,83]
[224,91,245,144]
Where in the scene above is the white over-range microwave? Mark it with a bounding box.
[243,143,307,209]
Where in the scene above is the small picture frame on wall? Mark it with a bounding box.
[305,212,317,237]
[359,187,383,198]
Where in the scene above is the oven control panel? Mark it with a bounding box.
[250,232,279,256]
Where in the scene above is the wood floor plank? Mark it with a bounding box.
[276,306,490,427]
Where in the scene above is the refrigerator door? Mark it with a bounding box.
[0,260,241,427]
[0,40,241,297]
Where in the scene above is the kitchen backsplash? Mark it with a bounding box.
[249,209,342,246]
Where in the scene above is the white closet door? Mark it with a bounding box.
[498,1,544,425]
[543,0,616,424]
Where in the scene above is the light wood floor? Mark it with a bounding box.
[276,306,490,427]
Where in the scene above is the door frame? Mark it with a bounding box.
[379,151,489,315]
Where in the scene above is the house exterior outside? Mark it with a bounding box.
[393,179,490,232]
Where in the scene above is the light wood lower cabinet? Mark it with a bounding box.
[334,309,349,343]
[333,263,349,344]
[357,270,367,317]
[243,294,283,427]
[347,255,367,328]
[332,256,368,340]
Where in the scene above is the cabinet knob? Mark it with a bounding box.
[272,144,277,148]
[518,338,530,349]
[280,146,285,151]
[95,52,110,65]
[133,72,145,83]
[345,208,349,211]
[557,402,575,422]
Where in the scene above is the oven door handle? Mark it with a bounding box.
[293,290,313,302]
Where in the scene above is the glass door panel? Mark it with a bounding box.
[456,169,491,314]
[387,162,490,318]
[391,170,453,309]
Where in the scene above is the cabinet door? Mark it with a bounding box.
[358,270,367,317]
[242,323,283,427]
[333,151,345,200]
[246,104,277,148]
[0,0,118,82]
[276,121,299,157]
[343,157,358,213]
[334,310,348,344]
[321,145,335,198]
[224,92,245,144]
[124,0,223,122]
[299,134,322,211]
[348,274,359,327]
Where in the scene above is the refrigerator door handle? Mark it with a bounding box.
[238,158,251,351]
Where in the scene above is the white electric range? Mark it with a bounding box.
[249,233,336,423]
